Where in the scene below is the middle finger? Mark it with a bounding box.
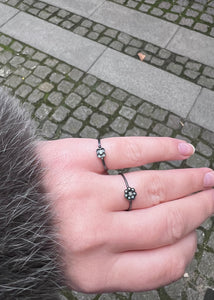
[104,168,213,211]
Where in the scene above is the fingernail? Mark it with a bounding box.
[203,171,214,187]
[178,143,195,156]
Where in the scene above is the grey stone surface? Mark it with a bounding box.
[167,27,214,67]
[89,48,201,118]
[90,2,178,48]
[1,12,106,72]
[189,88,214,132]
[0,3,18,27]
[41,0,105,18]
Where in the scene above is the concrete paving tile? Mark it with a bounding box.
[167,27,214,68]
[89,48,201,118]
[189,88,214,132]
[90,2,178,48]
[1,12,106,72]
[42,0,105,18]
[0,3,18,27]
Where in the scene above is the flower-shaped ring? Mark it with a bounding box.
[120,173,137,211]
[96,138,107,171]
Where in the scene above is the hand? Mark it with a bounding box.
[37,137,214,293]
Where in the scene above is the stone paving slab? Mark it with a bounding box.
[90,1,178,48]
[189,88,214,132]
[41,0,105,18]
[0,3,17,27]
[0,10,106,72]
[167,27,214,68]
[89,48,201,118]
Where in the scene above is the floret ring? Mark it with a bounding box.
[96,138,108,171]
[120,172,137,211]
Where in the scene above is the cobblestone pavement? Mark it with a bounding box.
[110,0,214,37]
[0,0,214,299]
[1,0,214,90]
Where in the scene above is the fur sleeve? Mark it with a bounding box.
[0,88,64,299]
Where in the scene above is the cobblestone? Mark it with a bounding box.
[96,82,114,95]
[28,88,44,103]
[186,153,210,168]
[75,84,91,97]
[90,112,108,128]
[80,125,98,138]
[57,80,74,94]
[33,65,52,78]
[35,103,52,120]
[85,92,103,107]
[182,122,201,139]
[62,117,82,134]
[48,91,63,106]
[52,106,69,122]
[197,76,214,89]
[25,74,42,87]
[73,105,92,120]
[134,114,153,129]
[15,83,32,98]
[39,81,54,92]
[42,120,57,138]
[110,116,129,134]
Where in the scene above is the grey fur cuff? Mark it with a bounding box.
[0,88,64,299]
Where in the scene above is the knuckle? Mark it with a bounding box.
[125,141,144,164]
[145,173,166,206]
[167,207,185,242]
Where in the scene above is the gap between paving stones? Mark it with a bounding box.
[0,33,214,300]
[0,0,214,91]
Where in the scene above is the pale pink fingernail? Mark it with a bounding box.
[203,171,214,187]
[178,143,195,156]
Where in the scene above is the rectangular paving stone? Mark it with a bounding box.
[0,3,18,27]
[42,0,105,18]
[90,2,178,48]
[189,88,214,132]
[1,12,106,72]
[167,27,214,68]
[89,48,201,118]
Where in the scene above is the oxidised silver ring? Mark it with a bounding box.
[96,138,108,171]
[120,172,137,211]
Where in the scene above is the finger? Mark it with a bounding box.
[105,232,196,292]
[105,168,213,211]
[109,189,214,252]
[95,136,195,171]
[37,137,195,173]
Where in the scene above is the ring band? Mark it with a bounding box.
[96,138,108,171]
[120,173,137,211]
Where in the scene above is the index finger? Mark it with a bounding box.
[38,137,195,172]
[100,136,195,171]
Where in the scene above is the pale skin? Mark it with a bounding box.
[37,137,214,293]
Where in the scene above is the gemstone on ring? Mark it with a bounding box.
[96,147,106,159]
[124,187,137,201]
[96,138,108,171]
[120,172,137,211]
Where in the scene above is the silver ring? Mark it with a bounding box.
[96,138,108,171]
[120,172,137,211]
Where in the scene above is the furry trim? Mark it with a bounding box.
[0,88,64,299]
